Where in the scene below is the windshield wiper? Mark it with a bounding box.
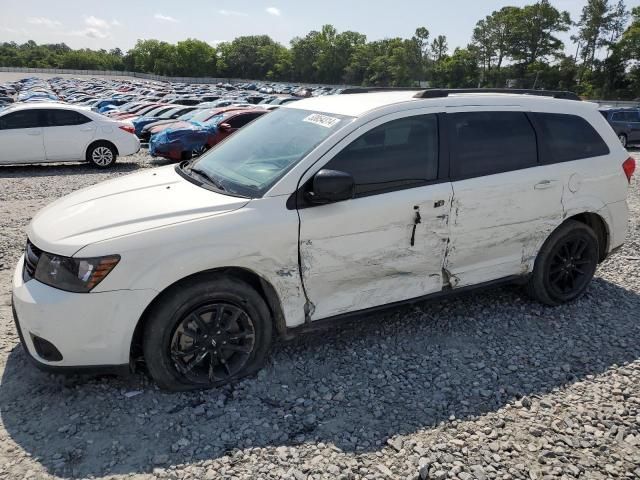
[189,166,226,191]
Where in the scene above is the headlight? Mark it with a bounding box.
[34,253,120,293]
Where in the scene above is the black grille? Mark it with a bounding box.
[23,240,42,282]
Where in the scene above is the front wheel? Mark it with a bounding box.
[143,275,272,391]
[527,220,599,306]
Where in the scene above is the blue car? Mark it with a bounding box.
[132,106,197,137]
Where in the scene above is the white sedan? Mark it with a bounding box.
[0,102,140,168]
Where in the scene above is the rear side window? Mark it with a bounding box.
[228,113,263,128]
[325,114,439,196]
[0,110,44,129]
[448,111,537,180]
[47,109,92,126]
[534,113,609,163]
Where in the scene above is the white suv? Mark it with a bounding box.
[0,102,140,167]
[12,89,635,390]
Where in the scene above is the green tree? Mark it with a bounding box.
[509,1,571,66]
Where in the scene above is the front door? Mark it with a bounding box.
[0,109,46,164]
[298,112,452,320]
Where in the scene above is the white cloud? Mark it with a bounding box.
[69,16,114,39]
[27,17,61,28]
[265,7,281,16]
[154,13,178,23]
[209,40,226,46]
[218,9,248,17]
[85,15,109,29]
[111,19,122,27]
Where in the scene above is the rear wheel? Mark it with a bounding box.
[87,142,117,168]
[527,220,599,306]
[143,275,272,391]
[619,133,628,148]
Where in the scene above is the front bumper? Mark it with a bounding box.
[12,256,157,370]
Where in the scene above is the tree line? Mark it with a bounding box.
[1,0,639,99]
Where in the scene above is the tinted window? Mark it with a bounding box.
[611,112,624,122]
[0,110,43,129]
[325,115,438,196]
[228,113,263,128]
[625,111,640,122]
[47,109,91,126]
[449,112,537,179]
[534,113,609,163]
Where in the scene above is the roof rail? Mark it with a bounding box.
[340,87,424,94]
[413,88,581,101]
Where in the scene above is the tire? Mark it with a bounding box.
[143,275,272,391]
[619,133,628,148]
[527,220,599,306]
[87,141,117,168]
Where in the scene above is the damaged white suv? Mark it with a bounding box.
[12,89,635,390]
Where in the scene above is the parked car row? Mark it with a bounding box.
[0,76,345,166]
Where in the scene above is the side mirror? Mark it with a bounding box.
[219,123,232,131]
[307,169,355,204]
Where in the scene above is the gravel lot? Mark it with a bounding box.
[0,150,639,480]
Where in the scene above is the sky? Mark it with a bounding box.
[0,0,639,53]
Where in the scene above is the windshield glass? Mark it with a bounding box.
[189,109,217,122]
[186,108,352,197]
[202,114,224,126]
[177,109,201,120]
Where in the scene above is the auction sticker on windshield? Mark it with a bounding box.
[303,113,341,128]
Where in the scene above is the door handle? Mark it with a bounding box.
[534,180,556,190]
[26,130,41,136]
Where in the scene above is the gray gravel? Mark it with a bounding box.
[0,150,639,480]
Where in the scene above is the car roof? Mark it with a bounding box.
[3,102,86,111]
[285,91,599,117]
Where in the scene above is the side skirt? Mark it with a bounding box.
[284,274,528,338]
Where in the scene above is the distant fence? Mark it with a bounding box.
[0,66,350,88]
[590,99,640,107]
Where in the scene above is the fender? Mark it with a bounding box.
[75,196,308,329]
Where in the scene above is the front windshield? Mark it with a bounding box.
[159,108,180,119]
[177,109,200,120]
[202,114,224,126]
[189,109,217,122]
[186,108,352,197]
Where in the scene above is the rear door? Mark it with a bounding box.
[443,110,563,288]
[0,109,46,164]
[42,109,96,161]
[624,111,640,142]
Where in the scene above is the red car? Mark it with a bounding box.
[145,106,251,140]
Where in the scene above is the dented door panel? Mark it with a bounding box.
[445,167,564,288]
[300,183,453,320]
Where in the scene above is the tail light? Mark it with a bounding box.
[622,157,636,183]
[119,125,135,134]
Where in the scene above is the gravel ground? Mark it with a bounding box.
[0,150,639,480]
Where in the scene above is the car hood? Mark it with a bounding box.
[28,165,250,257]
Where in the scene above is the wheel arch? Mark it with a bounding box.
[86,139,119,158]
[129,267,287,364]
[566,212,609,262]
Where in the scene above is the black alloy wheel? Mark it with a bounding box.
[170,302,255,385]
[546,236,594,299]
[527,220,599,306]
